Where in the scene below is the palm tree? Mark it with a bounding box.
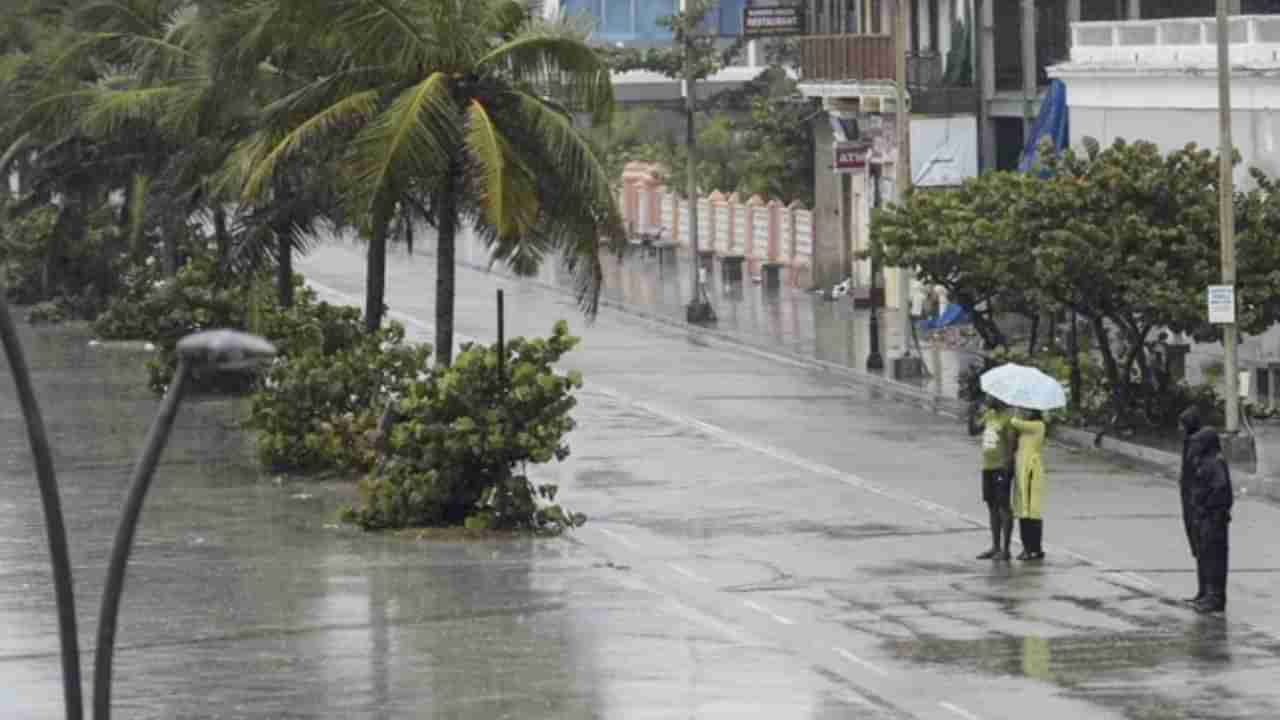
[238,0,625,363]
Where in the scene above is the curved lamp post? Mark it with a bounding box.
[92,330,276,720]
[0,296,84,719]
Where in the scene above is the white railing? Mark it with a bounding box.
[1069,15,1280,66]
[618,163,816,287]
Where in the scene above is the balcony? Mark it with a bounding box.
[1062,15,1280,67]
[799,35,979,115]
[799,34,894,82]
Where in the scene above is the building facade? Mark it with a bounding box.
[543,0,771,102]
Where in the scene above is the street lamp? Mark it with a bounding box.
[867,164,885,371]
[91,329,277,720]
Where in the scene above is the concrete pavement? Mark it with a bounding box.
[295,241,1280,719]
[4,239,1280,718]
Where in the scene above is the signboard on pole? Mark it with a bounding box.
[1208,284,1235,324]
[833,141,871,174]
[743,4,805,37]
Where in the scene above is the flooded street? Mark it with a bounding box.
[6,247,1280,718]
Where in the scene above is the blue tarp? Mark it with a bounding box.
[1017,79,1069,175]
[919,303,971,331]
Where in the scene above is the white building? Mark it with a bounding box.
[1050,14,1280,402]
[1050,14,1280,187]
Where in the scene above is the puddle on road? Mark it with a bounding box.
[887,620,1280,719]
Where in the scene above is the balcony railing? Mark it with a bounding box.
[1066,15,1280,66]
[799,36,979,114]
[799,33,894,82]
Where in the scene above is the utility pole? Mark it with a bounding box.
[867,163,884,371]
[1216,0,1238,432]
[683,8,714,324]
[894,0,912,356]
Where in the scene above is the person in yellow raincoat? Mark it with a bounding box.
[1010,409,1047,561]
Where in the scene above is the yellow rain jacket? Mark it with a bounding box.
[1011,417,1046,520]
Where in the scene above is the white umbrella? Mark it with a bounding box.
[979,363,1067,411]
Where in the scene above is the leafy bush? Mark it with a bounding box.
[343,321,586,533]
[26,300,68,325]
[247,286,365,359]
[0,204,122,310]
[94,253,282,392]
[248,320,430,472]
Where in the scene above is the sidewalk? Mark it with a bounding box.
[439,225,979,401]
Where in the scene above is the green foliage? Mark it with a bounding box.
[344,321,586,533]
[93,253,278,392]
[25,300,67,325]
[248,320,431,473]
[880,137,1280,428]
[0,202,120,311]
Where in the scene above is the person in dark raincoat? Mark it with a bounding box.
[1189,428,1233,614]
[1178,407,1203,603]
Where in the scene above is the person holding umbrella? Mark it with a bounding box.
[979,363,1066,562]
[1010,409,1048,560]
[968,394,1015,560]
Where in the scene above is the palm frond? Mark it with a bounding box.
[243,88,380,201]
[79,83,178,137]
[348,71,455,216]
[464,99,512,237]
[479,25,614,125]
[489,89,627,316]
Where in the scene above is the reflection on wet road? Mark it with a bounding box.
[6,238,1280,719]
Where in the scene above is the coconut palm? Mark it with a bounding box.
[236,0,625,363]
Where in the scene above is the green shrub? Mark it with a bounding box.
[343,321,586,533]
[248,320,430,472]
[0,204,122,310]
[93,254,284,392]
[25,300,68,325]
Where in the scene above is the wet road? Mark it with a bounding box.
[301,240,1280,720]
[4,239,1280,719]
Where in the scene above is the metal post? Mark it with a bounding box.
[1021,0,1038,139]
[978,0,996,170]
[868,164,884,371]
[895,0,913,354]
[1216,0,1239,433]
[94,358,191,720]
[496,289,505,381]
[0,295,83,720]
[684,26,715,324]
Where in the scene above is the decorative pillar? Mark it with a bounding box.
[979,0,996,170]
[1021,0,1038,139]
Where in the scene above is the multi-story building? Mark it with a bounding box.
[542,0,773,103]
[796,0,1280,314]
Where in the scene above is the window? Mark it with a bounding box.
[637,0,677,40]
[715,0,746,36]
[604,0,632,34]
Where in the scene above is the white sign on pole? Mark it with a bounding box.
[1208,284,1235,324]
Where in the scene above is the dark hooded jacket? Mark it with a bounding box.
[1188,428,1233,517]
[1179,407,1202,491]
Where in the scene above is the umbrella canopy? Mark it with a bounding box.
[979,363,1067,411]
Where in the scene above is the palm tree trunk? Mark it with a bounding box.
[364,216,388,332]
[161,212,179,277]
[435,183,458,367]
[213,205,230,269]
[275,228,294,308]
